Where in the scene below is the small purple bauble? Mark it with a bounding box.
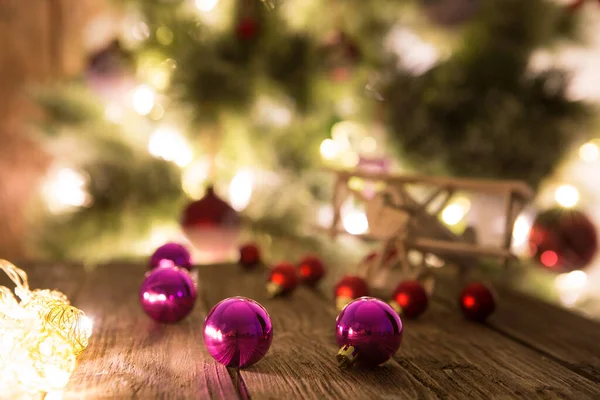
[150,242,193,270]
[335,297,403,368]
[140,265,197,323]
[203,297,273,368]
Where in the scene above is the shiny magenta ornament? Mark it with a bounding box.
[459,282,496,322]
[139,264,197,323]
[239,243,261,269]
[297,255,325,287]
[335,297,403,368]
[181,186,241,264]
[334,275,369,311]
[203,297,273,368]
[149,242,193,270]
[266,262,299,297]
[390,280,429,319]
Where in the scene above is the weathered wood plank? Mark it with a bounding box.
[490,286,600,382]
[395,299,600,399]
[432,271,600,383]
[197,264,435,400]
[349,266,600,399]
[63,263,238,399]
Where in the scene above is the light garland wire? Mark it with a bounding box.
[0,260,93,397]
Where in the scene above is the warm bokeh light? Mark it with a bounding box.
[132,84,156,115]
[182,159,211,199]
[579,141,599,162]
[540,250,558,267]
[229,170,253,211]
[42,168,92,213]
[342,210,369,235]
[196,0,219,12]
[555,270,587,307]
[385,26,440,75]
[441,197,471,226]
[148,126,193,167]
[320,139,339,160]
[512,214,532,246]
[554,184,579,208]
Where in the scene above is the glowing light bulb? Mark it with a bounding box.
[148,126,193,167]
[320,139,339,160]
[555,185,579,208]
[229,170,253,211]
[195,0,219,12]
[132,84,156,115]
[42,168,92,213]
[579,142,599,162]
[342,211,369,235]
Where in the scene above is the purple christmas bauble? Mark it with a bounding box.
[335,297,403,368]
[139,265,197,323]
[203,297,273,368]
[150,242,193,270]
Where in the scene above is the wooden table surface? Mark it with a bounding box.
[6,262,600,399]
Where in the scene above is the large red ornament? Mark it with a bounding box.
[297,256,326,287]
[334,275,369,311]
[390,280,429,319]
[239,243,261,269]
[528,208,598,272]
[181,186,241,264]
[266,262,299,297]
[459,282,496,322]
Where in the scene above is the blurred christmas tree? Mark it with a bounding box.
[29,0,591,262]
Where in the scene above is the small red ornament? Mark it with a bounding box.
[266,262,299,297]
[237,18,258,40]
[528,208,598,272]
[239,243,261,269]
[390,280,429,319]
[321,31,361,82]
[181,186,241,264]
[459,282,496,322]
[334,275,369,311]
[297,256,326,287]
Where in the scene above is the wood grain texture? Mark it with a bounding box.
[4,262,600,399]
[63,263,238,399]
[396,298,600,399]
[432,271,600,384]
[197,264,434,400]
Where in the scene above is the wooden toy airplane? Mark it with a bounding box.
[323,168,534,284]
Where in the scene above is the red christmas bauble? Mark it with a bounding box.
[321,31,361,82]
[266,262,299,297]
[239,243,261,269]
[459,282,496,322]
[390,280,429,319]
[181,186,241,264]
[334,275,369,310]
[528,208,598,272]
[237,18,258,40]
[297,256,326,287]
